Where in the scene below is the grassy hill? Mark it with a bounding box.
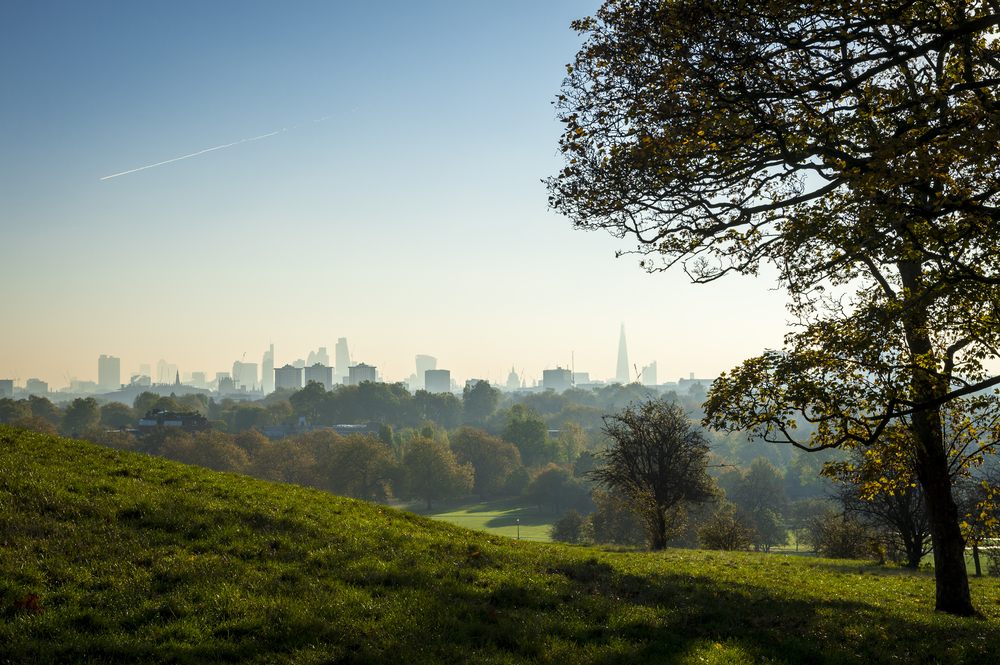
[2,426,1000,664]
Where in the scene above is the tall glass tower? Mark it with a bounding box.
[615,323,630,384]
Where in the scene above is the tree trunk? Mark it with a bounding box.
[914,444,973,615]
[973,541,981,577]
[900,261,976,616]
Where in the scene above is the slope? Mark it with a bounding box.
[1,425,999,664]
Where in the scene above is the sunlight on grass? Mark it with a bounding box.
[3,425,1000,664]
[396,498,558,540]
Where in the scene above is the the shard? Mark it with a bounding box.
[615,323,630,384]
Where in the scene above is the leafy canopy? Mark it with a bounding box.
[549,0,1000,615]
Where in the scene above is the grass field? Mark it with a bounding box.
[396,498,560,541]
[4,425,1000,664]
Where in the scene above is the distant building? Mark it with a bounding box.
[138,410,208,436]
[678,375,712,395]
[139,364,151,379]
[543,367,573,393]
[415,355,437,391]
[155,360,177,385]
[275,364,303,390]
[0,379,12,399]
[615,323,630,384]
[424,369,451,393]
[25,378,48,395]
[506,366,521,391]
[641,361,657,387]
[261,344,275,394]
[335,338,350,380]
[573,372,589,385]
[304,363,334,390]
[232,361,258,390]
[70,379,98,393]
[347,363,378,386]
[98,354,121,392]
[190,372,207,387]
[307,347,330,367]
[218,376,236,394]
[130,375,152,388]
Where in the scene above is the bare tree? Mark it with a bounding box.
[590,400,716,549]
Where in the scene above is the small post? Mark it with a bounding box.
[517,518,520,540]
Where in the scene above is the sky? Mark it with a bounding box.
[0,1,792,391]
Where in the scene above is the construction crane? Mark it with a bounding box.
[233,352,246,389]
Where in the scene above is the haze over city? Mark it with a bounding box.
[0,1,794,392]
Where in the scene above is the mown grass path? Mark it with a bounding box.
[2,426,1000,664]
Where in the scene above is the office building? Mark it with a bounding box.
[262,344,274,394]
[275,364,303,390]
[233,361,258,389]
[0,380,12,399]
[98,355,121,391]
[26,378,48,395]
[347,363,378,386]
[543,367,573,393]
[642,361,657,386]
[307,347,330,367]
[335,338,350,379]
[424,369,451,393]
[304,363,334,390]
[415,355,437,390]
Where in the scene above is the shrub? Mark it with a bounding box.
[699,504,755,551]
[549,509,587,544]
[809,511,874,559]
[587,489,645,546]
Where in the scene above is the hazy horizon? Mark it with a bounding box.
[2,1,796,392]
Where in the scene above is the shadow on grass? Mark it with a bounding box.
[483,514,553,529]
[320,552,995,664]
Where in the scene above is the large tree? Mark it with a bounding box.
[403,436,473,509]
[462,380,500,427]
[450,426,522,498]
[325,434,400,502]
[590,399,716,549]
[61,397,101,437]
[549,0,1000,615]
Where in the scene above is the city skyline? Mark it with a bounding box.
[3,1,820,394]
[2,326,716,396]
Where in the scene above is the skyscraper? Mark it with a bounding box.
[335,338,350,379]
[98,355,121,392]
[642,360,657,386]
[262,344,274,394]
[415,355,437,391]
[307,347,329,367]
[615,323,630,384]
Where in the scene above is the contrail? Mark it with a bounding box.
[100,130,281,180]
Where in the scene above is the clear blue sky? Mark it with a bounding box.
[1,0,792,390]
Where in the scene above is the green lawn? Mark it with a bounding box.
[396,498,560,541]
[4,425,1000,664]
